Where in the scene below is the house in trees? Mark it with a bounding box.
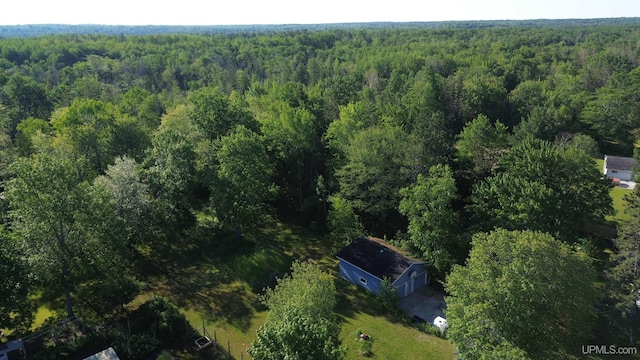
[603,155,639,182]
[337,237,428,298]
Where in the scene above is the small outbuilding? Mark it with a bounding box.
[604,155,639,182]
[337,237,428,298]
[83,347,120,360]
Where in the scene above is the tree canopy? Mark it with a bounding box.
[471,138,612,241]
[249,261,344,360]
[446,229,599,359]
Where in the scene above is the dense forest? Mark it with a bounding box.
[1,19,640,359]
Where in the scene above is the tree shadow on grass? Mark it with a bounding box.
[132,234,262,333]
[334,277,410,328]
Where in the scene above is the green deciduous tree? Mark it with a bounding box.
[188,87,257,140]
[146,127,199,230]
[249,307,344,360]
[471,138,612,242]
[3,74,53,137]
[606,187,640,347]
[399,164,463,276]
[51,98,148,177]
[212,125,275,232]
[446,229,599,359]
[456,114,510,178]
[6,150,132,318]
[336,123,419,233]
[94,156,151,246]
[0,226,32,332]
[249,261,344,360]
[327,195,365,249]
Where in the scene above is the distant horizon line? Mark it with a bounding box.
[3,17,639,27]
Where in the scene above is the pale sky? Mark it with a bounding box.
[1,0,639,26]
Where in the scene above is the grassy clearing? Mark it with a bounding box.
[26,220,454,359]
[608,186,632,222]
[142,221,454,359]
[336,280,455,360]
[594,157,632,224]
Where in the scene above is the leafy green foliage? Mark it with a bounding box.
[249,306,345,360]
[262,261,337,320]
[0,226,33,331]
[189,87,257,140]
[212,125,276,230]
[399,164,463,275]
[605,187,640,347]
[0,22,639,356]
[456,114,510,178]
[471,138,612,242]
[375,277,399,312]
[94,156,151,246]
[446,229,599,359]
[250,261,344,360]
[6,149,133,318]
[336,123,419,232]
[327,195,365,249]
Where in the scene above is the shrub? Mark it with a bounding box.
[416,322,447,339]
[114,332,158,360]
[354,329,373,357]
[376,277,399,312]
[129,296,186,342]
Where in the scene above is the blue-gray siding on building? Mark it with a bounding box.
[339,259,383,294]
[392,263,428,297]
[338,259,428,298]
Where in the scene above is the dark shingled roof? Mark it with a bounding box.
[336,237,424,282]
[606,155,639,171]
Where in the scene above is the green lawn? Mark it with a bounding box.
[608,186,632,222]
[335,279,455,360]
[117,221,455,359]
[594,157,633,224]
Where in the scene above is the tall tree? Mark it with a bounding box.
[3,74,53,138]
[248,83,320,213]
[336,122,419,233]
[6,149,131,318]
[327,195,365,249]
[0,226,32,332]
[455,114,510,179]
[212,125,275,232]
[188,87,257,140]
[145,127,199,230]
[446,229,599,359]
[51,98,148,177]
[399,164,464,276]
[470,138,612,242]
[94,156,151,247]
[606,186,640,347]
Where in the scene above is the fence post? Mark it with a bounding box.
[228,340,231,359]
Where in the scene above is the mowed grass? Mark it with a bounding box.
[25,220,454,359]
[595,157,634,223]
[130,221,455,359]
[609,186,633,222]
[336,279,455,360]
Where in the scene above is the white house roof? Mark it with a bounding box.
[605,155,639,171]
[83,347,120,360]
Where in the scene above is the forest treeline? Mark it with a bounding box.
[1,21,640,358]
[1,18,639,38]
